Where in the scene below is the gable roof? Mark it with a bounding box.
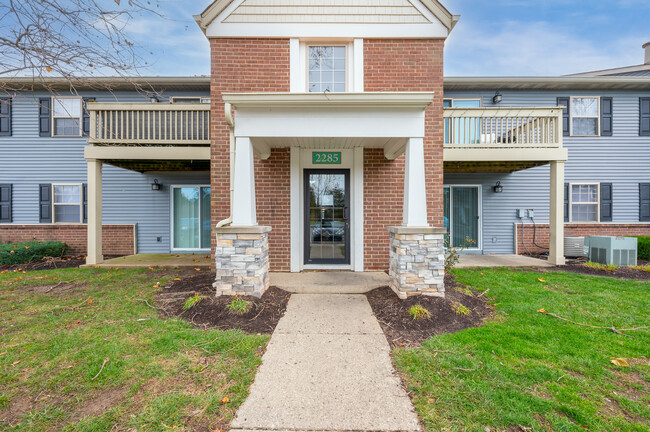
[195,0,458,32]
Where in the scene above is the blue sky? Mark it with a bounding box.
[130,0,650,77]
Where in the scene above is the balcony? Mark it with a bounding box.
[443,106,568,172]
[84,102,211,171]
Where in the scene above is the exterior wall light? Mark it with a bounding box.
[492,91,502,104]
[151,179,162,191]
[493,181,503,193]
[149,94,159,103]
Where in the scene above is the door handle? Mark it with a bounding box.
[343,206,350,220]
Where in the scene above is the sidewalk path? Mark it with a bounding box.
[230,294,422,432]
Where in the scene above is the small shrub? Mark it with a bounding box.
[226,297,251,315]
[454,286,474,297]
[0,241,68,265]
[630,265,650,273]
[182,294,204,311]
[408,304,430,320]
[451,302,471,316]
[444,237,476,272]
[635,236,650,261]
[585,261,618,272]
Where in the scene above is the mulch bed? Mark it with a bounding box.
[155,272,290,334]
[366,275,494,347]
[549,259,650,281]
[0,255,125,272]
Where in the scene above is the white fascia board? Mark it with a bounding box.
[222,92,435,109]
[206,22,448,39]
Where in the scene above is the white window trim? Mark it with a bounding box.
[570,96,600,137]
[52,183,83,224]
[569,182,600,223]
[443,184,483,251]
[170,184,211,252]
[52,96,82,137]
[170,96,211,104]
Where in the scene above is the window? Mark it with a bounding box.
[52,184,82,223]
[570,97,600,136]
[172,186,211,250]
[308,46,346,93]
[170,96,211,104]
[52,97,82,136]
[570,183,600,222]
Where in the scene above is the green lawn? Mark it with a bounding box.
[0,267,268,431]
[396,268,650,432]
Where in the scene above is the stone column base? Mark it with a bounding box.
[387,226,446,299]
[214,225,271,298]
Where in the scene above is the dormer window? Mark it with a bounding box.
[308,46,346,92]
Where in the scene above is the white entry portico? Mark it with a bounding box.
[221,92,435,274]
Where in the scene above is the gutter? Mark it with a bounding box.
[216,102,235,228]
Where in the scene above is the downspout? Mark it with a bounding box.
[216,102,235,228]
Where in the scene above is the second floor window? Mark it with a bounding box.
[308,46,346,93]
[52,97,82,137]
[570,97,599,136]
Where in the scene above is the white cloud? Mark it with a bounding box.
[445,20,646,76]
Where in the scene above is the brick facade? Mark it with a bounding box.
[363,39,445,270]
[209,38,291,271]
[516,223,650,255]
[0,225,136,256]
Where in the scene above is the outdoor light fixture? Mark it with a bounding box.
[493,181,503,193]
[149,94,159,103]
[151,179,162,191]
[492,91,502,104]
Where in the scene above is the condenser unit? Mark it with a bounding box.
[564,237,586,258]
[584,236,638,266]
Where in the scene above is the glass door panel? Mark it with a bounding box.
[304,170,350,265]
[200,187,211,249]
[452,187,479,248]
[173,186,211,250]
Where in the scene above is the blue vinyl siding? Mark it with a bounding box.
[444,89,650,254]
[0,89,210,253]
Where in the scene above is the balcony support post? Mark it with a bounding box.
[86,159,103,265]
[232,137,257,226]
[548,160,566,266]
[402,137,428,227]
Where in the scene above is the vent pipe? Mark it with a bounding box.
[644,42,650,65]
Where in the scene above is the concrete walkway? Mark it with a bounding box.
[230,294,421,432]
[456,253,553,268]
[270,271,390,294]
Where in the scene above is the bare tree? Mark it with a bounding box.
[0,0,163,94]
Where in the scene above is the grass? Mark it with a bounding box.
[409,305,431,320]
[0,267,268,431]
[226,297,252,315]
[395,268,650,432]
[585,261,619,271]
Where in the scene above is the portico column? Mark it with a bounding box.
[549,160,566,266]
[86,159,103,265]
[403,137,428,227]
[232,137,257,226]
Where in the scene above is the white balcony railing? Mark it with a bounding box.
[87,103,210,145]
[444,107,563,149]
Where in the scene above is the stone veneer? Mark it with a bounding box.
[214,226,271,298]
[387,226,447,299]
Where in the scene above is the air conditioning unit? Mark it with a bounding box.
[564,237,586,258]
[584,236,638,266]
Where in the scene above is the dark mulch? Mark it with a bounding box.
[156,272,290,334]
[0,255,125,272]
[550,259,650,281]
[366,275,494,347]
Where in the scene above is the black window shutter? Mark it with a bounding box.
[640,183,650,222]
[39,184,52,223]
[640,98,650,136]
[82,97,95,136]
[0,184,11,222]
[82,183,88,223]
[39,98,51,137]
[600,97,613,136]
[564,183,569,222]
[557,97,570,137]
[600,183,612,222]
[0,98,11,136]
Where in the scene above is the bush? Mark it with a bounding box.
[0,241,68,265]
[636,236,650,261]
[226,297,251,315]
[408,304,430,320]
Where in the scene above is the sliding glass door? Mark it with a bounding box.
[172,186,211,251]
[443,186,481,250]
